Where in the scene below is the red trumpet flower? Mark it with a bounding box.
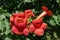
[10,12,29,36]
[36,6,52,19]
[10,8,52,36]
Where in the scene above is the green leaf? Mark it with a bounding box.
[32,9,35,13]
[26,38,30,40]
[33,34,36,37]
[24,0,32,3]
[52,15,59,25]
[4,20,10,30]
[0,7,3,13]
[4,13,11,17]
[31,0,34,3]
[0,21,2,30]
[28,17,32,23]
[17,3,22,8]
[58,15,60,22]
[46,35,51,40]
[53,32,58,38]
[56,0,60,4]
[5,30,11,35]
[0,21,5,31]
[3,10,7,13]
[4,20,11,35]
[49,19,56,26]
[0,32,5,35]
[4,37,11,40]
[0,14,5,20]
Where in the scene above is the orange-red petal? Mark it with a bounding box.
[10,16,14,23]
[40,23,47,30]
[47,10,52,16]
[42,6,48,12]
[34,29,44,36]
[29,24,35,33]
[23,28,29,36]
[12,26,22,35]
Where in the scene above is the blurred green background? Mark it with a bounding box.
[0,0,60,40]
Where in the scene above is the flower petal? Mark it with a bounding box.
[42,6,48,12]
[34,29,44,36]
[32,19,43,28]
[10,16,14,23]
[12,26,22,35]
[23,28,29,36]
[40,23,47,30]
[29,24,35,33]
[47,10,52,16]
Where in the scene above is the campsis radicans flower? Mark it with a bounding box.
[29,12,47,36]
[10,7,52,36]
[42,6,52,16]
[10,10,35,36]
[32,20,47,36]
[28,17,47,36]
[10,12,28,36]
[37,6,52,19]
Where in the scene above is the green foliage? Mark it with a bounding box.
[0,7,11,40]
[0,0,60,40]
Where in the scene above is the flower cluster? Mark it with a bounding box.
[10,6,52,36]
[29,18,47,36]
